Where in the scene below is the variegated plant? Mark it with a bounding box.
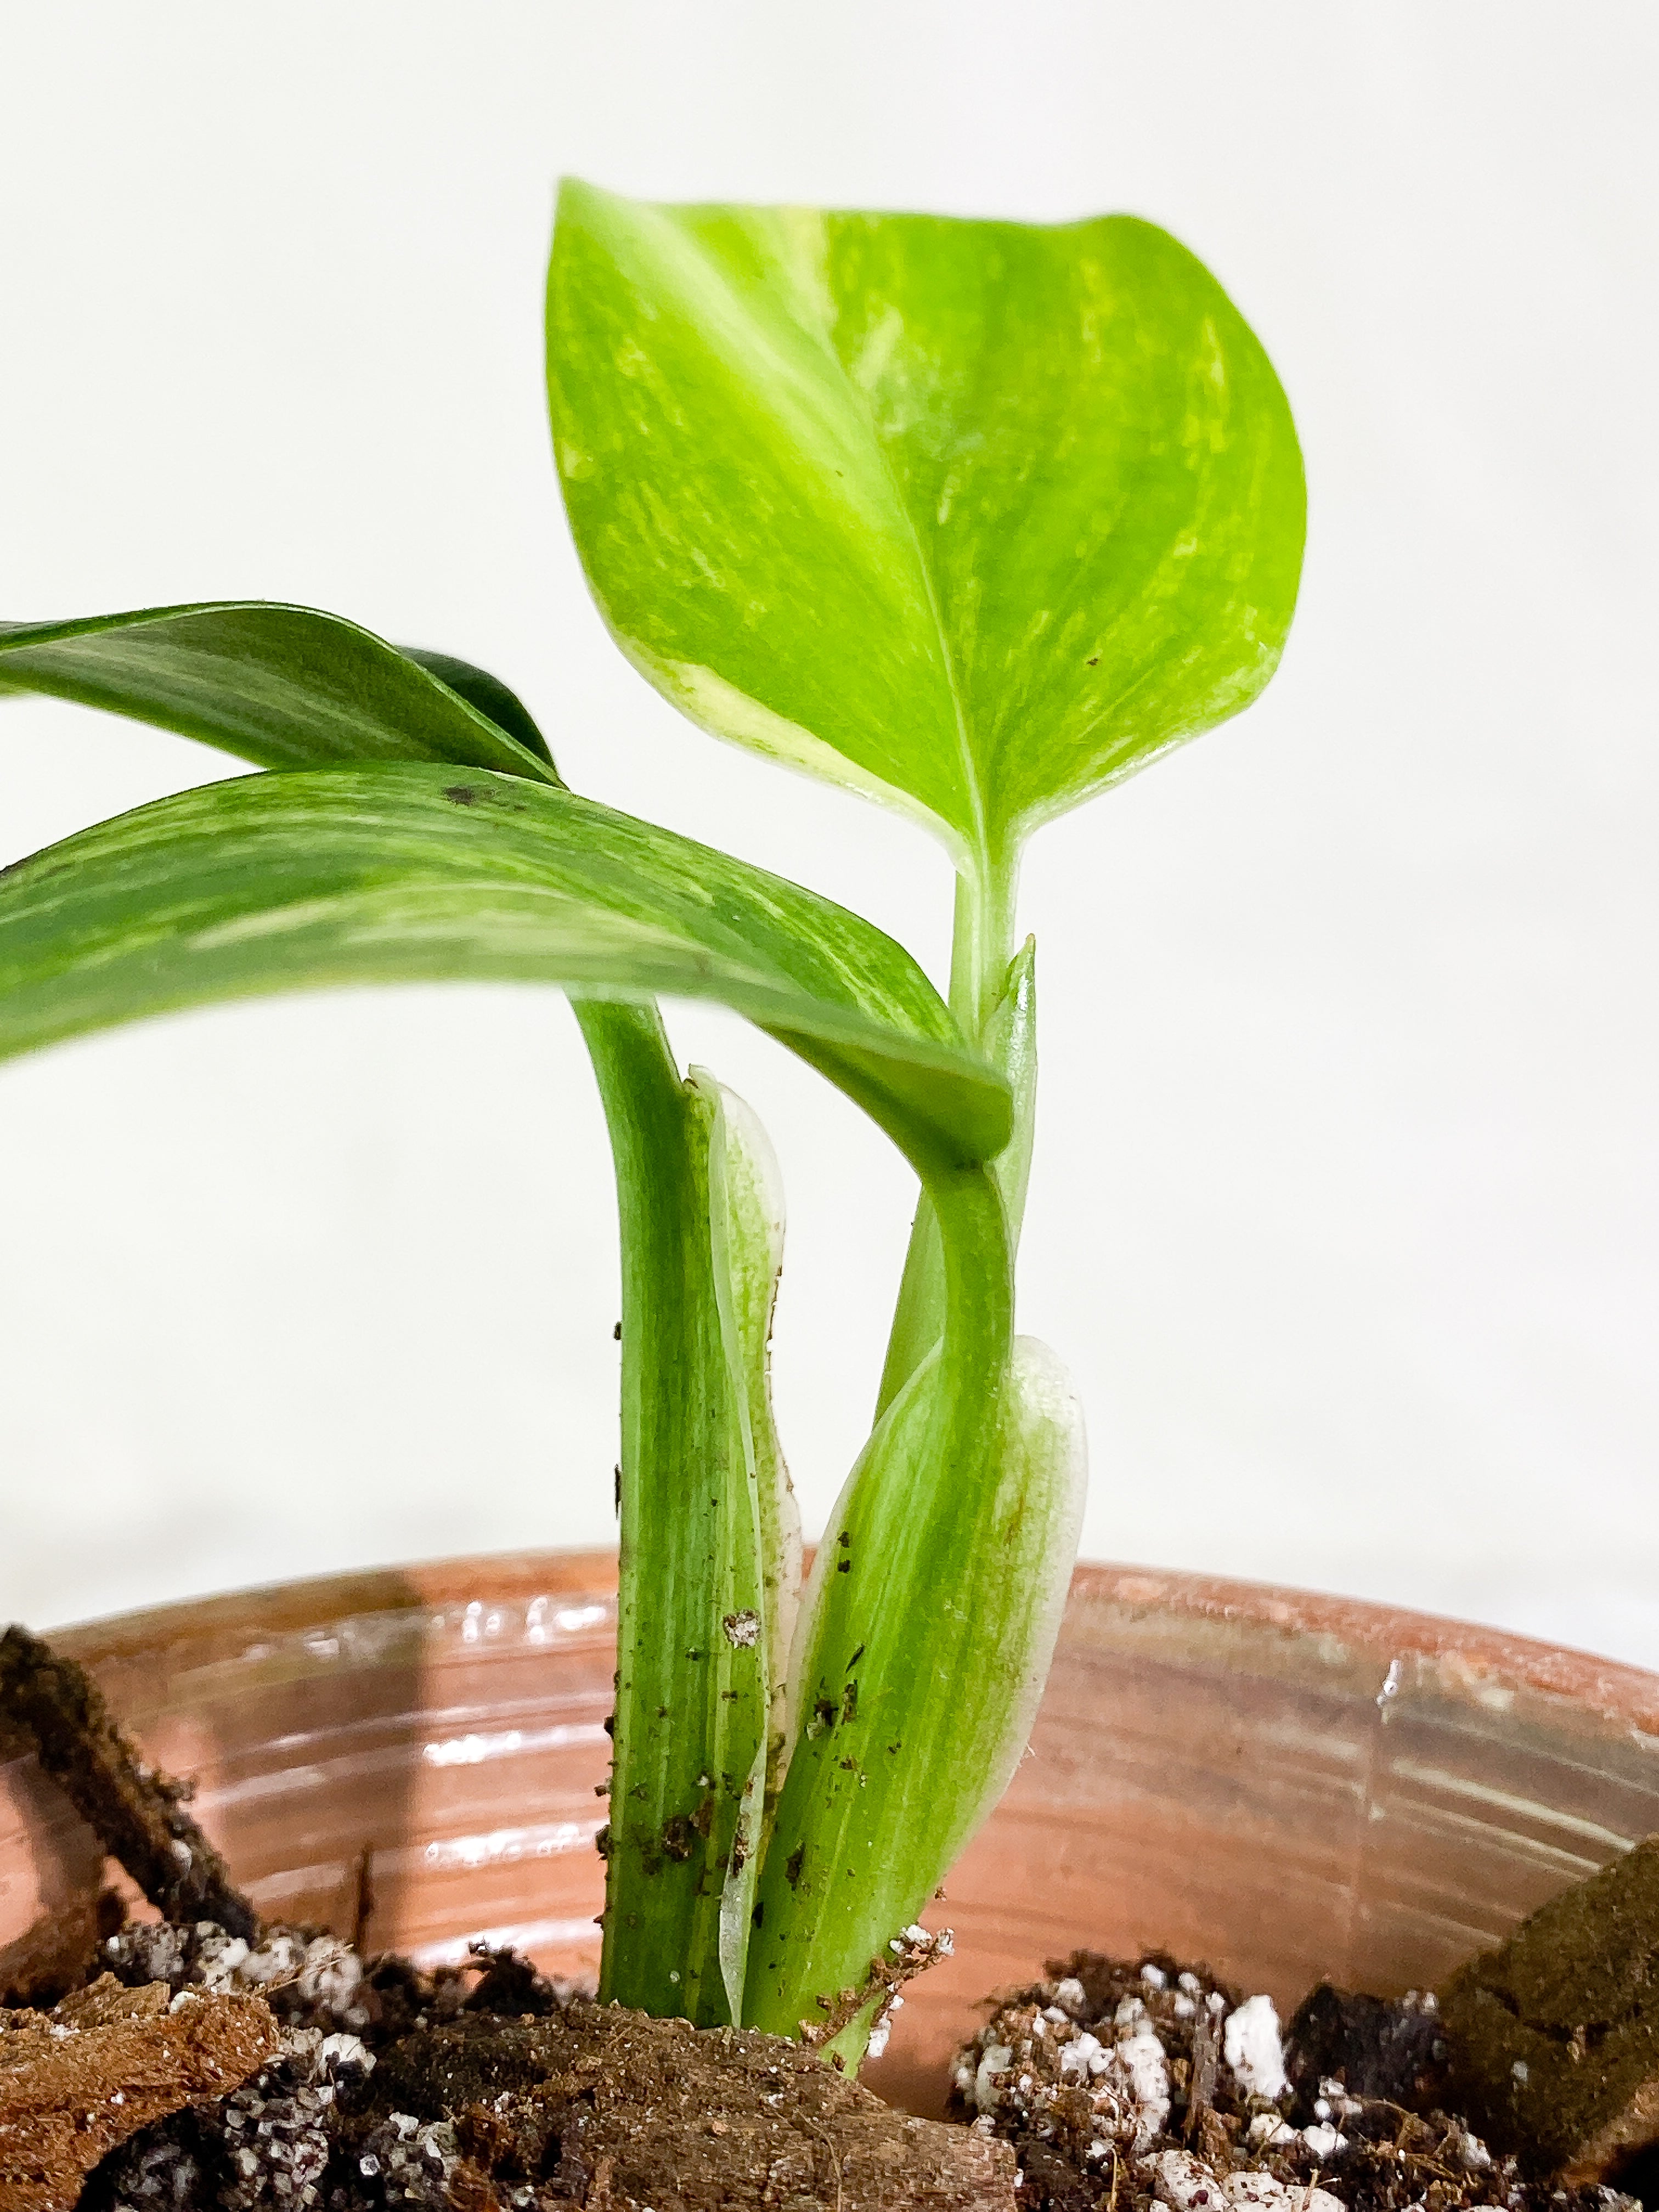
[0,187,1304,2063]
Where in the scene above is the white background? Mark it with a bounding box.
[1,5,1655,1658]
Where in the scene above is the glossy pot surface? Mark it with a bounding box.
[5,1555,1658,2116]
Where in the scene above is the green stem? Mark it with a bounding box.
[877,845,1031,1416]
[947,846,1020,1042]
[576,998,767,2024]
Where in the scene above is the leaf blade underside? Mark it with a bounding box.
[0,764,1009,1171]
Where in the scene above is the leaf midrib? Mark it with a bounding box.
[799,221,988,871]
[859,398,988,876]
[664,210,991,870]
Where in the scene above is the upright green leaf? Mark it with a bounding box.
[548,184,1306,867]
[0,605,557,781]
[746,1332,1084,2054]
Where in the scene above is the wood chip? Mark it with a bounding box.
[0,1624,259,1941]
[1438,1831,1659,2182]
[0,1972,279,2211]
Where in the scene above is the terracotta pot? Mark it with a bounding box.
[4,1554,1658,2118]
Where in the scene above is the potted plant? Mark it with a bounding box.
[2,188,1648,2211]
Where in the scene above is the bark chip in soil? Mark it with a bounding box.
[1438,1835,1659,2185]
[0,1626,259,1941]
[0,1974,279,2212]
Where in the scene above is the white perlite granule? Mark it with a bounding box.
[1152,2150,1346,2212]
[1059,2030,1109,2079]
[1117,2020,1172,2142]
[1246,2114,1296,2148]
[1224,2168,1344,2212]
[1224,1993,1289,2102]
[974,2041,1015,2112]
[1300,2124,1347,2160]
[1458,2131,1493,2171]
[1153,2147,1227,2209]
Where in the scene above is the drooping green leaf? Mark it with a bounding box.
[0,601,816,2025]
[396,646,557,770]
[0,763,1009,1171]
[746,1333,1085,2053]
[0,604,558,781]
[548,184,1306,866]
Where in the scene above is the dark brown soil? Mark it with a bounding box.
[951,1951,1641,2212]
[1,1629,1012,2209]
[51,1926,1009,2209]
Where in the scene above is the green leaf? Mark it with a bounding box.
[397,646,557,770]
[745,1334,1085,2051]
[0,763,1009,1172]
[698,1075,797,1812]
[0,600,816,2025]
[548,184,1305,867]
[697,1073,794,2020]
[577,1011,774,2025]
[0,603,558,782]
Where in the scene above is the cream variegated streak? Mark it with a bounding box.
[699,1078,798,1797]
[0,763,1010,1173]
[697,1075,797,2023]
[548,182,1306,872]
[626,649,953,851]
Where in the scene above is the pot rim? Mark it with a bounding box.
[45,1551,1659,1735]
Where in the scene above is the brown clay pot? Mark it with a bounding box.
[4,1555,1657,2118]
